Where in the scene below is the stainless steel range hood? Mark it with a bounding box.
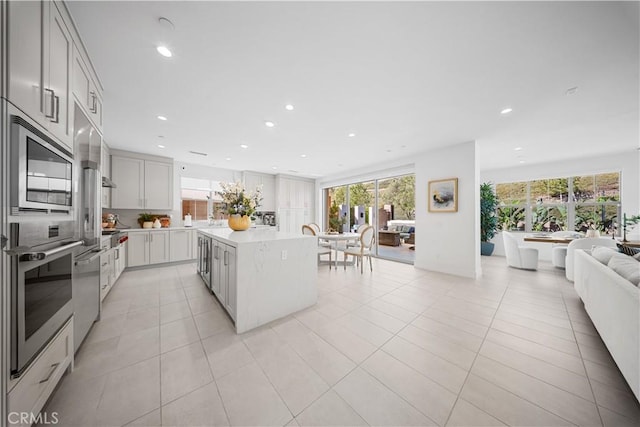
[102,176,117,188]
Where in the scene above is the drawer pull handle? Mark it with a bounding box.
[39,363,60,384]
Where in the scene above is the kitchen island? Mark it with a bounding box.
[197,228,318,333]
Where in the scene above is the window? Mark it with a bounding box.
[495,172,621,235]
[180,177,223,221]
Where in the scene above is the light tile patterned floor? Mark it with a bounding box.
[41,257,640,426]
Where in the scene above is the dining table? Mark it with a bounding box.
[523,236,578,244]
[317,232,360,268]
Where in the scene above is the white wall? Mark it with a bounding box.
[415,141,481,279]
[482,149,640,260]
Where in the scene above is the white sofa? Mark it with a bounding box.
[566,237,617,282]
[574,250,639,401]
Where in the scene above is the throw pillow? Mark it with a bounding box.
[608,254,640,286]
[591,246,618,265]
[617,243,640,256]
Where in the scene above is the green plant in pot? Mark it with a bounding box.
[138,212,155,228]
[480,182,499,256]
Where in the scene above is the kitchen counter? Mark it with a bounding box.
[197,229,317,333]
[123,224,275,233]
[198,228,310,245]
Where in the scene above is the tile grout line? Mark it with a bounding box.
[560,284,606,427]
[442,274,516,427]
[443,272,598,427]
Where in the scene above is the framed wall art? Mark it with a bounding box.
[428,178,458,212]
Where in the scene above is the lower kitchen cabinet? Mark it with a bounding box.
[206,239,237,322]
[99,249,114,302]
[8,319,73,427]
[127,232,149,267]
[149,231,170,264]
[170,229,195,262]
[127,230,194,267]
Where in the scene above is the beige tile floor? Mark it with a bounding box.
[41,257,640,427]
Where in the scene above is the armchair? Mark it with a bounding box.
[502,231,539,270]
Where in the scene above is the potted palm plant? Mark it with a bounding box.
[480,182,499,256]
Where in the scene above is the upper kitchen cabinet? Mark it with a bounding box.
[111,151,173,210]
[72,44,103,132]
[244,171,276,212]
[8,0,73,151]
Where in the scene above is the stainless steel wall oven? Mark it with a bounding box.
[10,116,74,215]
[7,221,82,377]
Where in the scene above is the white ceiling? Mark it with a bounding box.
[66,1,639,178]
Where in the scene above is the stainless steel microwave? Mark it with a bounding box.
[10,116,74,214]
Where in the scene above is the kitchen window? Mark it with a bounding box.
[180,177,225,222]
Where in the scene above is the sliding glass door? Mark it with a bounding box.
[323,174,415,264]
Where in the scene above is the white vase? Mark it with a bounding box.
[585,229,600,238]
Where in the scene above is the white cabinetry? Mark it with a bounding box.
[99,247,114,302]
[126,232,149,267]
[111,154,173,210]
[276,176,315,233]
[145,161,173,209]
[244,171,276,212]
[149,231,170,265]
[72,44,103,132]
[127,231,170,267]
[8,0,73,151]
[8,319,73,427]
[209,239,237,321]
[170,229,195,262]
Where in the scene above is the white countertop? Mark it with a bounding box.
[120,224,275,233]
[198,227,313,245]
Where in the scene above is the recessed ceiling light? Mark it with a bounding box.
[514,147,523,151]
[157,144,165,149]
[225,157,231,161]
[566,86,578,95]
[386,149,391,153]
[519,160,526,164]
[240,144,248,149]
[272,166,278,170]
[285,104,294,111]
[156,46,172,58]
[157,115,167,121]
[348,133,356,137]
[265,121,275,128]
[501,108,513,115]
[300,154,307,158]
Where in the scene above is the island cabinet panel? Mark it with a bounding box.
[210,240,223,297]
[197,228,317,333]
[223,245,237,320]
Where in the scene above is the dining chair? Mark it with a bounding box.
[308,223,331,247]
[550,231,583,269]
[346,223,369,248]
[343,225,375,273]
[302,225,332,268]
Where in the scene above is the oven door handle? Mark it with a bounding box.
[20,240,84,261]
[75,249,106,265]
